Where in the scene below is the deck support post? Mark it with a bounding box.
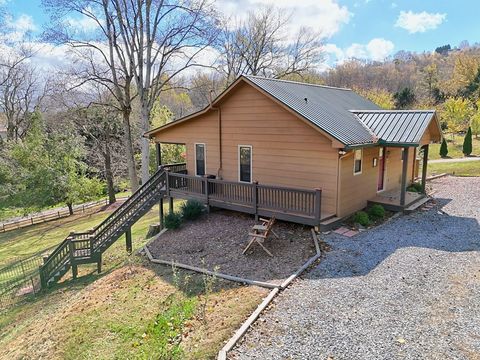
[97,254,102,274]
[155,142,162,169]
[126,227,132,253]
[204,177,210,213]
[169,197,174,214]
[400,147,409,206]
[421,144,429,194]
[159,198,164,229]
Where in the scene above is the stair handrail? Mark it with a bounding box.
[39,166,168,287]
[90,170,166,251]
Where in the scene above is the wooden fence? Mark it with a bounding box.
[166,172,322,226]
[0,197,128,234]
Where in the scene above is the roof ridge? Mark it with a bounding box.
[244,75,353,91]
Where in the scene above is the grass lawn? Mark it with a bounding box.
[0,199,172,267]
[428,161,480,177]
[0,201,267,359]
[429,134,480,160]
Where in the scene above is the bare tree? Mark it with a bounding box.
[42,0,140,191]
[0,56,39,141]
[109,0,219,183]
[219,6,324,83]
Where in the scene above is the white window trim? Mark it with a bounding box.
[194,143,206,176]
[353,149,363,175]
[238,145,253,183]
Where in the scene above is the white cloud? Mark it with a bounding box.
[66,16,101,32]
[324,37,394,64]
[395,10,446,33]
[217,0,352,39]
[0,14,37,42]
[366,38,394,61]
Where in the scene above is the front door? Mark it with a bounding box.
[377,147,386,191]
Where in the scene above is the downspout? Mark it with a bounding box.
[209,90,223,178]
[336,150,350,217]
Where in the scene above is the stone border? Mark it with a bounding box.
[142,226,322,360]
[216,229,322,359]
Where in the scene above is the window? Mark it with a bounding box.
[353,149,362,175]
[239,145,252,183]
[195,143,205,176]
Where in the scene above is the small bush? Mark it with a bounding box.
[181,199,205,220]
[353,211,370,227]
[463,126,473,156]
[368,204,385,221]
[407,182,423,193]
[165,212,182,229]
[439,138,448,158]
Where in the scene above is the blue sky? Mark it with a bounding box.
[3,0,480,67]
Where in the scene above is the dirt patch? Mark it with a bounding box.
[147,210,316,284]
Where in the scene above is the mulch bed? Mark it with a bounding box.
[147,210,316,284]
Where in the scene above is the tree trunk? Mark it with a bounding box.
[67,203,74,216]
[121,109,139,192]
[140,101,150,185]
[104,138,116,205]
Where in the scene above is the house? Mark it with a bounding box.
[146,75,442,226]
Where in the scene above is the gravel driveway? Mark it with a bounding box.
[231,176,480,360]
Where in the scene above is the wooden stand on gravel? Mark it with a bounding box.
[242,217,279,257]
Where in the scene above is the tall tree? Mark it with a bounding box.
[393,87,416,109]
[42,0,140,191]
[107,0,219,183]
[442,97,472,135]
[220,6,323,83]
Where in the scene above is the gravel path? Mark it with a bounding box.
[429,157,480,163]
[231,176,480,360]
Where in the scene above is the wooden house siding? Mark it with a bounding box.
[218,82,339,216]
[153,81,339,216]
[152,111,220,176]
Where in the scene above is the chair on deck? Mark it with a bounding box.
[242,217,279,257]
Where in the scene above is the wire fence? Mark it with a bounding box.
[0,255,44,311]
[0,197,129,234]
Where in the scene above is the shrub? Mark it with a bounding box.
[353,211,370,227]
[407,182,423,193]
[439,138,448,158]
[181,199,205,220]
[463,126,473,156]
[367,204,385,221]
[164,212,182,229]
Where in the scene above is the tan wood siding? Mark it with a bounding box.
[152,112,220,176]
[219,82,339,216]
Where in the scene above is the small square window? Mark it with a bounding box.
[354,149,362,175]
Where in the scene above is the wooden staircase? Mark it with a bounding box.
[39,168,168,288]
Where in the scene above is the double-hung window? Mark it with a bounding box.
[195,143,206,176]
[238,145,252,183]
[353,149,362,175]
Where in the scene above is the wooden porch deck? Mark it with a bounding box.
[161,167,325,227]
[368,189,426,212]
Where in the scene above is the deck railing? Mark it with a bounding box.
[166,172,321,226]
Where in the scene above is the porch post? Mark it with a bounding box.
[421,144,429,194]
[157,142,163,227]
[155,142,162,168]
[400,147,409,206]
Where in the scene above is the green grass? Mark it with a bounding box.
[0,201,267,359]
[0,200,181,267]
[429,134,480,160]
[428,161,480,177]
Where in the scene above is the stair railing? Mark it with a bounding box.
[39,167,169,288]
